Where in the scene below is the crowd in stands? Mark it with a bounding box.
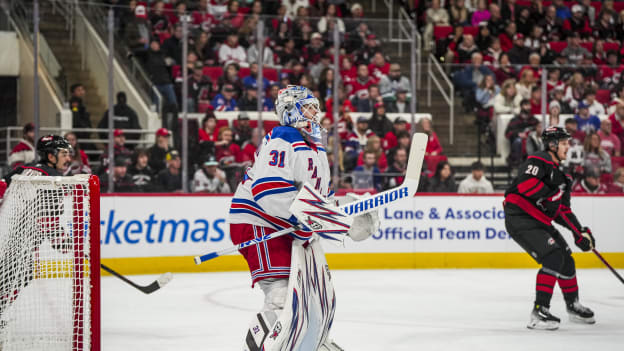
[417,0,624,193]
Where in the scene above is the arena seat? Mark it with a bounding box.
[216,119,230,132]
[612,157,624,170]
[203,66,223,81]
[549,41,567,53]
[198,102,212,113]
[580,42,593,52]
[433,26,453,41]
[424,155,448,175]
[596,89,611,105]
[603,42,620,53]
[263,68,279,82]
[614,2,624,12]
[462,26,478,37]
[238,67,250,78]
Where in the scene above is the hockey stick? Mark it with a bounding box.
[100,264,173,294]
[592,249,624,285]
[193,133,428,265]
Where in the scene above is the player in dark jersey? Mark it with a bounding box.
[504,126,596,330]
[0,135,71,323]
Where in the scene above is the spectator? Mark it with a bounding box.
[538,5,564,41]
[488,3,506,37]
[145,40,178,107]
[494,53,517,84]
[222,0,244,29]
[597,119,621,157]
[607,167,624,193]
[211,84,238,111]
[192,156,231,193]
[124,4,150,57]
[456,34,480,64]
[546,68,564,94]
[169,1,188,27]
[450,0,470,26]
[382,117,408,150]
[310,54,333,86]
[575,102,601,134]
[505,99,539,165]
[8,123,35,168]
[194,31,216,66]
[486,38,503,64]
[593,11,618,41]
[283,0,309,19]
[550,85,574,114]
[583,90,606,117]
[69,83,91,135]
[420,117,443,156]
[561,32,591,66]
[147,128,172,174]
[426,161,457,193]
[264,84,280,111]
[515,68,535,100]
[552,0,571,21]
[156,150,183,192]
[127,149,154,192]
[64,131,89,167]
[353,33,380,66]
[424,0,450,51]
[198,112,219,143]
[385,147,408,189]
[162,24,183,66]
[217,62,243,98]
[238,83,259,111]
[356,135,387,171]
[385,88,410,113]
[564,4,592,38]
[598,51,623,91]
[524,25,544,51]
[325,85,355,119]
[242,62,270,90]
[64,146,92,176]
[98,92,142,142]
[302,32,327,65]
[529,86,542,115]
[241,128,262,163]
[368,52,391,82]
[580,0,596,26]
[516,7,534,36]
[493,79,522,117]
[476,74,500,109]
[185,63,212,113]
[472,0,491,26]
[526,121,544,156]
[500,0,517,21]
[218,33,247,67]
[498,21,517,52]
[378,63,411,102]
[571,167,606,193]
[99,129,133,172]
[275,39,300,68]
[215,127,242,166]
[317,4,345,34]
[564,117,586,146]
[232,112,252,146]
[369,102,393,138]
[347,64,377,100]
[547,101,562,127]
[584,132,612,175]
[101,157,136,193]
[350,116,375,151]
[508,34,530,64]
[476,23,494,52]
[352,150,382,191]
[317,67,337,103]
[149,1,170,34]
[288,62,305,85]
[458,161,494,193]
[453,53,493,106]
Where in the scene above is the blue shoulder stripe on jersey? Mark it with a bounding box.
[254,186,297,201]
[269,126,305,144]
[252,176,295,187]
[294,147,312,152]
[231,198,265,211]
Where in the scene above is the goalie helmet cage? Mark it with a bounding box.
[0,174,100,351]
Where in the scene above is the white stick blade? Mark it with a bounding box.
[405,133,428,187]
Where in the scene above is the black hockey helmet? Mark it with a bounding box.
[36,135,71,161]
[542,126,570,153]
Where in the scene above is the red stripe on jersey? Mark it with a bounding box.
[504,194,553,225]
[251,181,295,197]
[517,178,539,194]
[525,182,545,197]
[527,155,555,166]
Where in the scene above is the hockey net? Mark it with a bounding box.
[0,174,100,351]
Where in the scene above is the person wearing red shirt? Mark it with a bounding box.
[498,21,516,52]
[597,119,621,157]
[340,56,357,87]
[607,167,624,193]
[324,86,355,119]
[241,128,262,164]
[382,118,408,150]
[356,135,388,172]
[215,126,242,165]
[571,168,607,194]
[608,103,624,155]
[8,123,36,168]
[530,86,543,115]
[368,52,390,82]
[563,5,592,39]
[421,117,443,156]
[198,111,219,142]
[347,64,377,100]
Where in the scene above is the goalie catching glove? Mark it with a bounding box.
[575,227,595,252]
[343,192,380,242]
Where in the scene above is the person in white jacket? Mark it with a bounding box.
[458,161,494,193]
[218,33,248,67]
[493,78,522,116]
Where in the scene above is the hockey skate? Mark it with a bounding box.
[566,300,595,324]
[527,304,560,330]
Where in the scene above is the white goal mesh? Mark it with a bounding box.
[0,174,100,351]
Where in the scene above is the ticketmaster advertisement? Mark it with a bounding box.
[100,195,624,260]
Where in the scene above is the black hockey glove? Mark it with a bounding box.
[575,227,595,252]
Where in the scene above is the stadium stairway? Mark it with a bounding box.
[360,0,479,157]
[38,2,107,129]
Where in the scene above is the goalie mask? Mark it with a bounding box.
[275,85,324,141]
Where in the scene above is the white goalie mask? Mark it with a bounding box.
[275,85,324,141]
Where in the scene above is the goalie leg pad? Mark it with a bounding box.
[319,339,346,351]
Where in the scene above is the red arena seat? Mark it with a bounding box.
[603,42,620,53]
[462,26,478,37]
[433,26,453,41]
[596,89,611,105]
[238,67,251,78]
[263,68,279,82]
[549,41,567,53]
[203,66,223,81]
[579,42,593,52]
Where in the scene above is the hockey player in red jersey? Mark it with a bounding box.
[228,86,378,350]
[504,126,596,330]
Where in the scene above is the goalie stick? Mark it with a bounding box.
[193,133,427,265]
[101,264,173,294]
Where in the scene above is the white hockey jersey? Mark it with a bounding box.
[229,126,333,237]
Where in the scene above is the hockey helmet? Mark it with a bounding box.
[275,85,323,141]
[542,126,570,152]
[36,135,72,161]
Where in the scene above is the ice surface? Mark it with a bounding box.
[101,269,624,351]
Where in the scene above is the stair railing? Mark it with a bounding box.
[426,54,455,144]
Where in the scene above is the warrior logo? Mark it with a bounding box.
[269,322,282,340]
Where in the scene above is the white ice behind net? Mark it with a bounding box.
[0,175,91,351]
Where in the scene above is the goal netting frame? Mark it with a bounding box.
[0,174,100,351]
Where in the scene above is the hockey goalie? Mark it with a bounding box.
[228,86,379,350]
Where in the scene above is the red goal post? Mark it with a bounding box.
[0,174,100,351]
